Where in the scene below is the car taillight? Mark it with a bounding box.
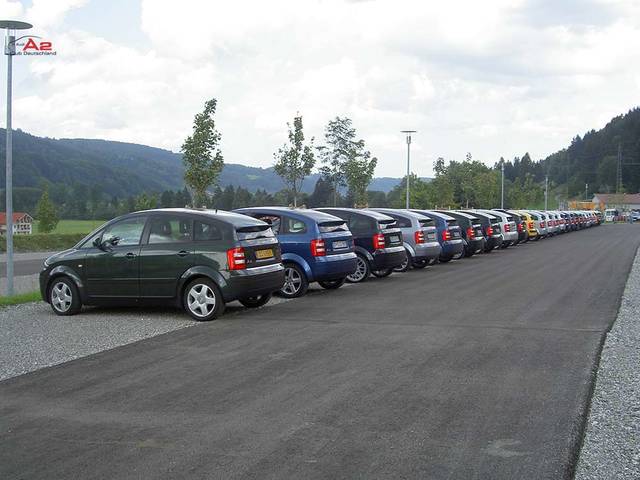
[373,233,385,249]
[504,223,510,232]
[227,247,246,270]
[466,227,475,239]
[310,238,326,257]
[442,229,451,241]
[486,225,493,236]
[528,221,534,230]
[517,223,523,232]
[414,230,425,244]
[540,221,546,228]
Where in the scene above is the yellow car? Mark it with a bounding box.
[514,210,538,240]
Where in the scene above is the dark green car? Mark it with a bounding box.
[39,209,285,321]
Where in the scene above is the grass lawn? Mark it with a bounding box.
[34,219,106,235]
[0,291,40,306]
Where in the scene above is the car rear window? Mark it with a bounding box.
[378,219,397,230]
[446,219,458,227]
[235,224,275,241]
[418,218,434,228]
[194,221,223,241]
[318,220,348,233]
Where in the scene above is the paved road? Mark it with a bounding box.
[1,225,638,480]
[0,251,53,277]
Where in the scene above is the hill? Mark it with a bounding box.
[0,129,410,196]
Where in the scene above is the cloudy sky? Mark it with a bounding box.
[2,0,640,177]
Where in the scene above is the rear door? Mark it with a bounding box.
[379,219,403,247]
[139,213,195,298]
[446,219,462,240]
[418,218,437,242]
[318,219,353,254]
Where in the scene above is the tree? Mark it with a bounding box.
[317,116,357,205]
[134,192,158,211]
[273,114,315,207]
[308,177,334,207]
[182,98,224,207]
[36,185,59,233]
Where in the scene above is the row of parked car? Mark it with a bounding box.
[40,207,601,321]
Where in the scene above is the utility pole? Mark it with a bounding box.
[544,175,549,210]
[2,20,32,297]
[585,183,588,201]
[401,130,416,209]
[500,161,505,208]
[616,142,623,193]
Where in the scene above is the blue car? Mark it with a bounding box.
[411,210,464,262]
[235,207,357,298]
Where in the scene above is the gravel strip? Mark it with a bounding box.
[0,302,194,381]
[575,248,640,479]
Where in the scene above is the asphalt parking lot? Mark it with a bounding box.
[1,225,638,480]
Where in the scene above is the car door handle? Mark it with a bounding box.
[125,252,136,259]
[177,250,189,257]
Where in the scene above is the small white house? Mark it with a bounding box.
[0,212,33,235]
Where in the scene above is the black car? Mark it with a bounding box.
[316,208,406,282]
[437,210,485,257]
[462,210,503,252]
[40,209,285,321]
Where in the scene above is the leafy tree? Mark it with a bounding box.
[182,98,224,207]
[273,114,315,207]
[134,192,158,211]
[308,177,334,207]
[317,116,357,205]
[160,190,175,208]
[36,185,59,233]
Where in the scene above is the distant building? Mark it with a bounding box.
[592,193,640,212]
[0,212,33,235]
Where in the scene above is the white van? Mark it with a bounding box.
[604,208,618,222]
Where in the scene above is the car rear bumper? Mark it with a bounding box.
[502,231,518,242]
[223,263,285,302]
[311,252,358,282]
[372,246,407,270]
[441,239,464,257]
[413,242,441,260]
[466,238,485,253]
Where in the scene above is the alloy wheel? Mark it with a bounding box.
[347,257,368,282]
[187,283,217,318]
[51,282,72,313]
[282,266,303,296]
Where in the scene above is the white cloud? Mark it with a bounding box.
[5,0,640,178]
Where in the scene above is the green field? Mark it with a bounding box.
[34,219,107,235]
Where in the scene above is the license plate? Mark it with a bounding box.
[389,235,400,243]
[427,233,436,240]
[332,240,348,249]
[255,248,273,259]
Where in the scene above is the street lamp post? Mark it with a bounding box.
[2,20,32,297]
[544,175,549,211]
[401,130,416,209]
[500,161,505,209]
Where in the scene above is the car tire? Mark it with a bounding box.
[412,259,429,269]
[279,263,309,298]
[183,278,225,321]
[239,293,272,308]
[48,277,82,316]
[439,255,453,263]
[346,254,370,283]
[318,278,347,289]
[372,268,393,277]
[393,250,412,272]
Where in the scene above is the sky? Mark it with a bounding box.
[1,0,640,178]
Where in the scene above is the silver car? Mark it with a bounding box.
[527,210,548,238]
[478,209,518,247]
[370,208,441,271]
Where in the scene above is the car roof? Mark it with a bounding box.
[235,206,343,223]
[463,209,498,221]
[413,209,455,221]
[316,207,394,221]
[370,208,430,221]
[133,208,267,228]
[443,210,477,220]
